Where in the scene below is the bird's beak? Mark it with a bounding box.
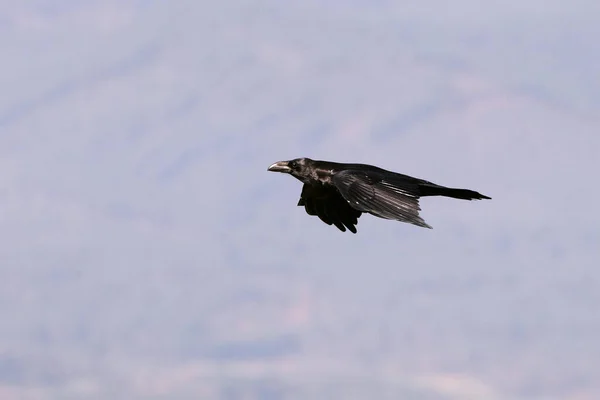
[267,161,292,173]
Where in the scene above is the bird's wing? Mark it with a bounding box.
[298,183,362,233]
[332,170,432,229]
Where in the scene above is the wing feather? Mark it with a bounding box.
[298,183,361,233]
[332,170,432,229]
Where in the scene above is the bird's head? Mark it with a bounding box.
[267,157,314,182]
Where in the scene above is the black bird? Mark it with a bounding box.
[268,157,490,233]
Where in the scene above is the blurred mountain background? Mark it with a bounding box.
[1,1,599,399]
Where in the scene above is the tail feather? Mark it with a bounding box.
[419,184,491,200]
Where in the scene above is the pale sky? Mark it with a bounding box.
[1,1,599,399]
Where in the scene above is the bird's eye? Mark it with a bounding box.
[290,161,298,169]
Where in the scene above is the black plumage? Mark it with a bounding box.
[268,157,491,233]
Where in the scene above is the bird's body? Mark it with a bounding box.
[268,157,491,233]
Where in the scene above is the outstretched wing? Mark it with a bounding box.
[298,183,362,233]
[332,169,432,229]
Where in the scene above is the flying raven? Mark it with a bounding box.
[268,157,490,233]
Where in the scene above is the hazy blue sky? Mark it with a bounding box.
[1,1,599,399]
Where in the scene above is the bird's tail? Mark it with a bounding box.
[419,184,491,200]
